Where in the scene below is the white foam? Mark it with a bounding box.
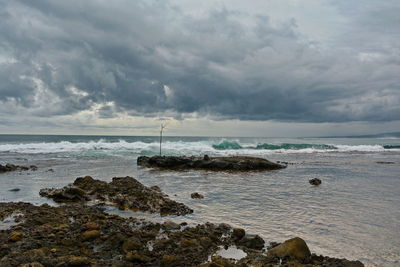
[0,213,24,230]
[0,140,396,155]
[335,145,385,152]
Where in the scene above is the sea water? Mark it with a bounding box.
[0,135,399,266]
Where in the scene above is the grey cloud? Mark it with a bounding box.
[0,0,399,124]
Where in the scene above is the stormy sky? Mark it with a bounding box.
[0,0,399,136]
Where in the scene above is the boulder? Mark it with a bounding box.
[236,234,265,250]
[232,228,245,240]
[267,237,311,262]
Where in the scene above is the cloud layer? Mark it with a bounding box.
[0,0,399,129]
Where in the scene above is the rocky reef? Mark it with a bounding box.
[39,176,193,216]
[0,202,364,267]
[137,155,286,171]
[0,163,37,173]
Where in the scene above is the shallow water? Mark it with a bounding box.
[0,135,399,266]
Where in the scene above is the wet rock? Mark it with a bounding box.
[163,221,181,231]
[9,188,20,192]
[39,186,88,202]
[237,234,265,250]
[191,192,204,199]
[9,231,23,242]
[40,176,193,216]
[30,165,38,171]
[150,185,162,192]
[267,237,311,262]
[0,163,37,173]
[309,178,322,186]
[0,202,363,267]
[204,154,210,161]
[137,155,286,171]
[232,228,245,240]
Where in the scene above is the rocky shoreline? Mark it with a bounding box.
[137,155,286,171]
[0,175,364,266]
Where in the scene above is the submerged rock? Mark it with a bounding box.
[137,155,286,171]
[309,178,322,186]
[0,163,38,173]
[9,188,20,192]
[191,192,204,199]
[39,176,193,216]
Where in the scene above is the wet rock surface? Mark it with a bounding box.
[309,178,322,186]
[191,192,204,199]
[137,155,286,171]
[0,202,364,267]
[39,176,193,216]
[0,163,38,173]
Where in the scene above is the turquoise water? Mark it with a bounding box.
[0,135,399,266]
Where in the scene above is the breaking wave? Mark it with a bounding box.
[0,139,399,156]
[212,141,338,150]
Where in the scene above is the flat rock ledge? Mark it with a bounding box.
[137,155,286,171]
[0,202,364,267]
[0,163,38,173]
[39,176,193,216]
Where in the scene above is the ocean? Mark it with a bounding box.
[1,134,399,266]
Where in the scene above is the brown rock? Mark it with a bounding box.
[162,255,179,266]
[232,228,245,240]
[83,221,99,230]
[9,231,23,242]
[267,237,311,262]
[122,237,142,252]
[64,256,91,266]
[163,221,181,231]
[126,251,151,263]
[20,263,44,267]
[237,234,265,250]
[81,230,100,241]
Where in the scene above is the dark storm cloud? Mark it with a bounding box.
[0,0,399,123]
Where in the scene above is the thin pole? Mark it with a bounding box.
[159,123,166,156]
[159,127,163,156]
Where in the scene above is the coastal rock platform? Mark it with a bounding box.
[137,155,286,171]
[0,202,364,267]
